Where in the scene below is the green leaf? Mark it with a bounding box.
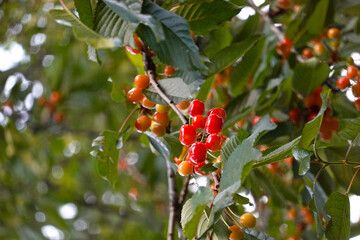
[249,115,277,144]
[203,22,233,58]
[111,81,125,102]
[143,78,192,105]
[229,37,265,96]
[49,9,115,49]
[102,0,164,41]
[93,1,137,48]
[200,163,218,174]
[292,147,312,176]
[255,137,300,167]
[243,228,276,240]
[305,0,330,35]
[210,140,261,225]
[325,192,350,240]
[91,130,120,186]
[206,35,262,76]
[173,0,240,35]
[74,0,94,28]
[182,187,213,239]
[220,129,249,163]
[233,194,250,205]
[138,1,207,71]
[292,58,330,97]
[338,119,360,141]
[223,90,261,129]
[298,90,330,149]
[145,132,170,161]
[174,70,205,94]
[196,76,215,102]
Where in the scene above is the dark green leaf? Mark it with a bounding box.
[200,163,218,174]
[203,22,233,58]
[138,1,207,71]
[325,192,350,240]
[306,0,330,35]
[292,58,330,97]
[74,0,94,28]
[174,0,240,35]
[196,76,215,102]
[233,194,250,205]
[143,78,192,105]
[230,37,265,96]
[206,35,262,76]
[111,82,125,102]
[249,115,277,144]
[49,9,115,49]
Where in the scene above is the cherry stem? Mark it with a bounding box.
[313,164,329,186]
[345,168,360,196]
[344,140,354,164]
[117,107,139,139]
[224,207,242,229]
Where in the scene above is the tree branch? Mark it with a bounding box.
[141,44,188,125]
[140,43,189,240]
[166,160,178,240]
[247,0,303,62]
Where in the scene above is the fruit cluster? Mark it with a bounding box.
[176,99,227,176]
[127,71,187,137]
[276,38,292,59]
[229,212,257,240]
[336,65,360,110]
[304,87,339,141]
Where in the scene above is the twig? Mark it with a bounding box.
[117,107,139,139]
[344,140,354,164]
[247,0,303,62]
[345,168,360,195]
[178,176,190,207]
[141,43,188,125]
[313,164,328,186]
[166,160,178,240]
[224,208,242,228]
[247,0,283,41]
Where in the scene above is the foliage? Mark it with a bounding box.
[1,0,360,239]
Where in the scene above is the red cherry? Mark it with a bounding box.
[179,124,197,146]
[205,134,222,152]
[271,117,281,123]
[352,83,360,97]
[354,99,360,110]
[302,48,313,59]
[289,108,301,124]
[205,114,224,134]
[188,142,207,164]
[336,77,350,90]
[194,162,207,176]
[192,115,207,129]
[188,99,205,117]
[164,66,176,77]
[252,116,262,126]
[219,134,226,148]
[347,65,358,79]
[208,108,226,119]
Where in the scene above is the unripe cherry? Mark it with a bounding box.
[126,87,143,103]
[153,112,169,127]
[205,114,224,134]
[134,75,150,89]
[178,161,193,176]
[192,115,207,129]
[188,142,207,164]
[179,124,197,146]
[164,66,176,77]
[205,134,222,152]
[240,213,256,228]
[188,99,205,117]
[135,115,151,132]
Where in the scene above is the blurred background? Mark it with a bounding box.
[0,1,171,239]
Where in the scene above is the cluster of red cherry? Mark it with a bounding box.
[176,99,226,176]
[336,65,360,110]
